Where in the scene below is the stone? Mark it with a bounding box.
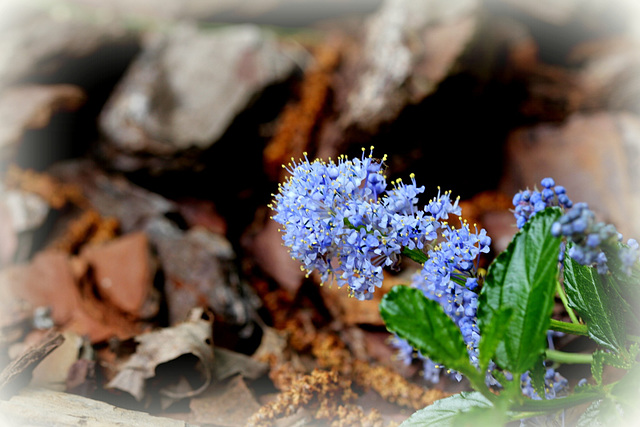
[334,0,478,134]
[577,38,640,116]
[98,24,304,171]
[0,1,134,86]
[0,85,85,164]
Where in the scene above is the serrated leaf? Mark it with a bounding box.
[563,255,627,353]
[591,352,605,385]
[477,307,513,374]
[401,392,494,427]
[380,286,474,376]
[577,400,606,427]
[602,243,640,335]
[591,346,637,386]
[478,208,562,375]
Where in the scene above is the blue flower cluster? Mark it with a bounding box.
[393,220,491,382]
[551,202,639,275]
[512,178,572,228]
[270,148,460,300]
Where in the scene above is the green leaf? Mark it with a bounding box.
[478,208,562,375]
[451,404,508,427]
[602,242,640,335]
[477,307,513,374]
[577,400,607,427]
[591,345,638,385]
[529,356,547,399]
[400,392,494,427]
[380,285,473,376]
[563,255,628,353]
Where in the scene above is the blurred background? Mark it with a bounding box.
[0,0,639,425]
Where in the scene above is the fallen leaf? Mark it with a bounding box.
[0,248,143,343]
[106,308,214,402]
[213,347,268,382]
[79,232,154,317]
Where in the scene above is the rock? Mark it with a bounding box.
[577,38,640,115]
[500,111,640,238]
[98,24,304,171]
[492,0,581,25]
[0,1,135,86]
[0,85,86,165]
[333,0,478,135]
[144,218,260,333]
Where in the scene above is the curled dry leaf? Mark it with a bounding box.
[106,308,214,402]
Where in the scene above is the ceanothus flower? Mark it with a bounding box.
[270,148,456,300]
[551,202,624,274]
[513,177,572,228]
[392,219,490,383]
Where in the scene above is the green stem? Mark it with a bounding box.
[555,280,580,324]
[549,319,588,336]
[545,349,593,364]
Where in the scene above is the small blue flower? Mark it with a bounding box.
[540,177,555,188]
[552,202,623,274]
[620,239,639,275]
[513,178,573,228]
[394,218,490,383]
[520,368,568,400]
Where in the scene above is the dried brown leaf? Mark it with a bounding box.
[106,308,214,401]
